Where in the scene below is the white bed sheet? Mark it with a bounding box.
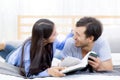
[0,53,120,80]
[0,73,120,80]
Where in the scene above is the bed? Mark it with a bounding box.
[0,15,120,80]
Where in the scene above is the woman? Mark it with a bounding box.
[7,19,65,78]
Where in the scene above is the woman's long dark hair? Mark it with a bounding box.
[20,19,54,77]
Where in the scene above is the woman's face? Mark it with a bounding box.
[47,26,58,43]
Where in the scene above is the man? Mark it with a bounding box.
[61,17,113,71]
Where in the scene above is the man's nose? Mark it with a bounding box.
[73,35,77,40]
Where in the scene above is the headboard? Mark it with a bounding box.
[18,15,120,53]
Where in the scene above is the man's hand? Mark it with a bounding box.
[47,66,66,77]
[88,56,113,71]
[88,56,101,70]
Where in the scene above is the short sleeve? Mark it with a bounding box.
[94,37,112,61]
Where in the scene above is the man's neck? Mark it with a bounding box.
[81,42,94,57]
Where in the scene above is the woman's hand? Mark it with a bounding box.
[47,66,66,77]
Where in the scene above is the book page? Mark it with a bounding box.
[59,56,81,67]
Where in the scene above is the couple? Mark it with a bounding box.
[0,17,113,78]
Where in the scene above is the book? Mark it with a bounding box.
[60,51,97,74]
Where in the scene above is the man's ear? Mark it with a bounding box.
[89,36,94,42]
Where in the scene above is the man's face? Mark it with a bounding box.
[73,26,90,47]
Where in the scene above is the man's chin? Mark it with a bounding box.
[75,44,80,47]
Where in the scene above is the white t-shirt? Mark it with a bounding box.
[61,37,111,61]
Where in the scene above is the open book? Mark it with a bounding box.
[59,51,97,74]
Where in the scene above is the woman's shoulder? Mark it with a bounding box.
[7,40,31,64]
[22,40,31,61]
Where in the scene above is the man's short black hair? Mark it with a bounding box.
[76,17,103,41]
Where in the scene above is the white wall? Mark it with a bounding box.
[0,0,19,41]
[0,0,120,40]
[18,0,120,15]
